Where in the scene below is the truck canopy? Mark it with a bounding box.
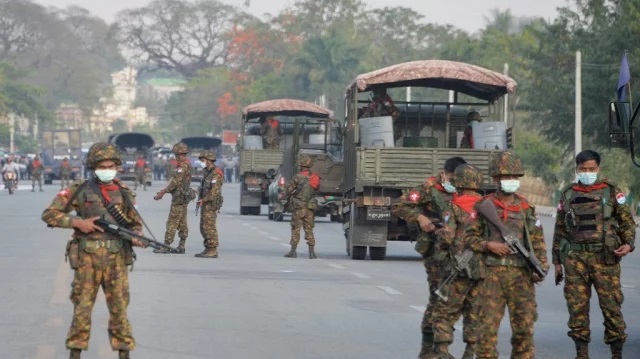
[242,99,334,120]
[349,59,517,102]
[179,137,223,151]
[109,133,155,152]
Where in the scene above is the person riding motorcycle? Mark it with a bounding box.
[2,158,20,187]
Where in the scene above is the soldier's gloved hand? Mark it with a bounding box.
[71,216,104,234]
[485,242,511,256]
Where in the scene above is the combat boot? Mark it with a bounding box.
[176,238,187,254]
[610,340,623,359]
[176,245,185,254]
[118,350,130,359]
[417,332,434,358]
[433,343,455,359]
[284,244,297,258]
[308,245,317,259]
[461,343,475,359]
[69,349,81,359]
[574,339,589,359]
[195,248,218,258]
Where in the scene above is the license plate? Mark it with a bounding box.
[367,207,391,221]
[247,186,262,192]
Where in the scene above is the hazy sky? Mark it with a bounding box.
[37,0,571,33]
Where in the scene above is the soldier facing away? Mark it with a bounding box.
[133,154,147,191]
[60,157,72,189]
[466,151,549,359]
[430,164,485,359]
[283,154,320,259]
[41,142,146,359]
[390,156,467,358]
[30,155,44,192]
[195,150,224,258]
[153,143,194,254]
[553,150,635,359]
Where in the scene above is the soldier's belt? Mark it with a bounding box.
[569,242,603,252]
[82,238,121,251]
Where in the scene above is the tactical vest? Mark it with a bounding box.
[291,173,315,208]
[201,167,223,209]
[562,184,615,244]
[484,204,535,268]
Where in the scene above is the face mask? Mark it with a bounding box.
[95,169,117,183]
[443,181,456,193]
[470,120,479,126]
[500,179,520,194]
[577,172,598,185]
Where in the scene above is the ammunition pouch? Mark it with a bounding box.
[568,242,603,252]
[414,232,433,256]
[80,238,123,254]
[123,240,135,266]
[603,234,622,265]
[558,238,571,266]
[307,198,318,211]
[213,194,224,212]
[65,239,81,269]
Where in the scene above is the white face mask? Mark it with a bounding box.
[94,169,117,183]
[576,172,598,185]
[500,179,520,194]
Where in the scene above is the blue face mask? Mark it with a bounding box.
[500,179,520,194]
[577,172,598,185]
[443,181,456,193]
[470,120,480,126]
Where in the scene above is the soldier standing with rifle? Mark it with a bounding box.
[41,142,147,359]
[390,156,467,358]
[467,151,548,359]
[30,155,44,192]
[153,143,194,254]
[283,154,320,259]
[60,157,72,189]
[194,150,224,258]
[431,164,485,359]
[133,154,147,191]
[553,150,635,359]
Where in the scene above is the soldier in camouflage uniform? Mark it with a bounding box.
[260,116,283,149]
[195,150,224,258]
[553,150,635,359]
[133,154,147,191]
[466,151,549,359]
[41,142,145,359]
[31,155,44,192]
[431,164,485,359]
[153,143,193,254]
[284,154,321,259]
[60,157,72,189]
[390,156,467,358]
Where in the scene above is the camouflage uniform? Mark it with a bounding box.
[467,152,549,359]
[195,150,224,258]
[284,155,320,258]
[157,143,193,253]
[390,175,453,355]
[165,158,177,181]
[431,164,485,359]
[133,158,147,191]
[260,117,282,149]
[60,158,72,189]
[41,143,139,357]
[31,158,44,192]
[553,179,635,357]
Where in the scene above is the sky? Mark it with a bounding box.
[37,0,571,33]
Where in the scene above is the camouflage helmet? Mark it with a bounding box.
[297,154,312,168]
[87,142,122,169]
[488,151,524,177]
[198,150,216,161]
[172,142,189,155]
[452,164,483,190]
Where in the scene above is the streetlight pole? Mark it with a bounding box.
[575,50,582,157]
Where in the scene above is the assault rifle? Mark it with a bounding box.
[477,200,548,278]
[95,219,180,253]
[435,249,474,302]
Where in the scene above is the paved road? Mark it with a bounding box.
[1,182,638,358]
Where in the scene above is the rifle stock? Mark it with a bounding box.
[477,200,547,278]
[95,219,180,253]
[435,249,474,302]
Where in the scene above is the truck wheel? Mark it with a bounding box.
[351,246,366,260]
[268,209,274,220]
[250,207,261,215]
[240,206,250,215]
[369,247,386,260]
[330,214,342,223]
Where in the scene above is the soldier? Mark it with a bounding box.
[390,156,467,358]
[41,142,145,359]
[283,154,320,259]
[431,164,485,359]
[60,157,72,189]
[260,116,283,149]
[460,110,482,149]
[153,143,193,254]
[553,150,635,359]
[165,155,177,182]
[30,155,44,192]
[133,154,147,191]
[194,150,224,258]
[467,151,548,359]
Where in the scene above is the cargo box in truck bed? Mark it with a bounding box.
[239,149,285,175]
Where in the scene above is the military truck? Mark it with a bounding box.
[108,132,154,186]
[239,99,334,216]
[179,136,223,182]
[342,59,517,260]
[40,129,83,184]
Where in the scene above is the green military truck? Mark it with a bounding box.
[342,60,517,260]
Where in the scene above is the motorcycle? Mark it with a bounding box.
[4,172,17,195]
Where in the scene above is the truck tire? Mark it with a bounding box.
[330,214,342,223]
[369,247,386,260]
[240,206,250,215]
[351,246,366,260]
[250,207,261,215]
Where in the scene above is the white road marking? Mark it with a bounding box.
[351,272,371,279]
[280,270,295,273]
[279,243,290,248]
[377,286,402,295]
[258,231,270,236]
[34,345,56,359]
[409,305,426,313]
[622,284,636,289]
[327,263,347,270]
[269,236,281,241]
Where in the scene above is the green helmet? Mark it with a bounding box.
[452,164,483,190]
[172,142,189,155]
[488,151,524,177]
[87,142,122,169]
[198,150,216,161]
[297,154,312,168]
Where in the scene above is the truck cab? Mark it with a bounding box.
[109,132,155,186]
[40,129,82,184]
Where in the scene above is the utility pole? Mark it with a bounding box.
[9,113,15,153]
[575,50,582,157]
[503,63,509,124]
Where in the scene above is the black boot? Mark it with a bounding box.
[284,244,297,258]
[69,349,81,359]
[417,332,434,359]
[610,340,623,359]
[574,339,589,359]
[433,343,454,359]
[308,245,317,259]
[118,350,130,359]
[176,238,186,254]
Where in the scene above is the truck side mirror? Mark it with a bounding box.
[609,101,631,148]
